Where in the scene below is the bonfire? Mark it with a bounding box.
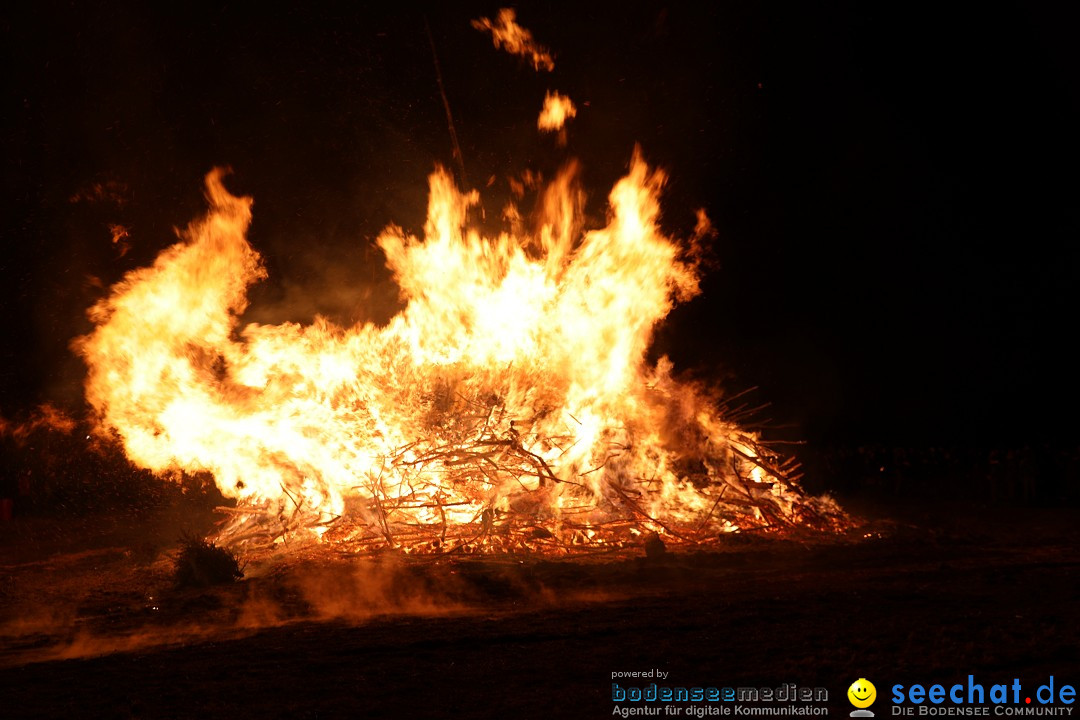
[72,10,847,556]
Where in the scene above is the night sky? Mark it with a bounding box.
[2,1,1077,447]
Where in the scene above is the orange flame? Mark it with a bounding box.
[472,9,555,72]
[538,91,577,135]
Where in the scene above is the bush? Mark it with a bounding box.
[173,535,243,588]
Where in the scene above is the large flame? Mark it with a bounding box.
[76,151,843,553]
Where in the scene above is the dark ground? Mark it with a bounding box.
[1,498,1077,719]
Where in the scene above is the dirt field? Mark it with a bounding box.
[1,501,1077,719]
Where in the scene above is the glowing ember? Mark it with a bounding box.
[538,91,577,136]
[472,8,555,72]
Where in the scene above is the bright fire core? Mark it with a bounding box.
[76,152,844,553]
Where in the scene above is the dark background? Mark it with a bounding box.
[2,1,1077,449]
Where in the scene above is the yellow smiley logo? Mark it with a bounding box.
[848,679,877,708]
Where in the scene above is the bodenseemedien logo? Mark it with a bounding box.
[849,679,877,717]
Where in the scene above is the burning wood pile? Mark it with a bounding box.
[217,383,846,555]
[72,10,848,557]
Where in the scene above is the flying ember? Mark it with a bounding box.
[538,91,577,144]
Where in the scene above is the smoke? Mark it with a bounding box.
[240,242,403,330]
[0,404,77,442]
[0,550,619,668]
